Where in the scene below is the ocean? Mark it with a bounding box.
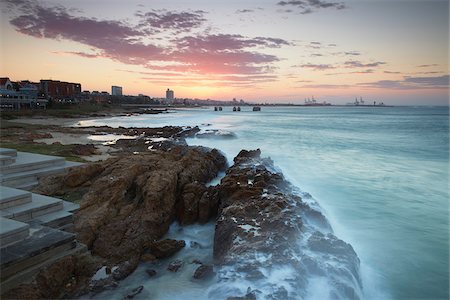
[80,106,449,299]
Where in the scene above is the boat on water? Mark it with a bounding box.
[253,106,261,111]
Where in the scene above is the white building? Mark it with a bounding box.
[111,86,123,96]
[166,88,174,101]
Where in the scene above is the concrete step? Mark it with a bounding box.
[0,217,30,248]
[0,161,82,189]
[0,152,66,175]
[0,224,76,281]
[0,148,17,157]
[33,200,79,229]
[0,186,32,209]
[14,180,39,191]
[0,194,63,222]
[0,155,16,166]
[0,241,87,295]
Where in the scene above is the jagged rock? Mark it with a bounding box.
[145,239,186,259]
[178,182,206,224]
[198,186,220,223]
[123,285,144,299]
[146,269,157,277]
[35,146,226,265]
[193,264,214,280]
[167,259,184,272]
[211,149,362,299]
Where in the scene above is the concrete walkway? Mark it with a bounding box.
[0,148,82,190]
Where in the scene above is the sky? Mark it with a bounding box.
[0,0,448,105]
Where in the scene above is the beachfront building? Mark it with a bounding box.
[166,88,174,102]
[40,79,81,101]
[112,85,123,96]
[0,78,46,110]
[0,78,13,90]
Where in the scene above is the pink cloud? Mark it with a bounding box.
[5,0,289,77]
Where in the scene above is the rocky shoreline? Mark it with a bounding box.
[1,119,362,300]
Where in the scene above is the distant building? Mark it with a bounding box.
[0,78,13,90]
[0,77,45,109]
[166,88,174,101]
[40,80,81,100]
[112,85,123,96]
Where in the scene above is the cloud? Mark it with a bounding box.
[52,51,100,58]
[301,83,351,89]
[4,0,289,78]
[350,69,374,74]
[236,9,254,13]
[384,71,401,74]
[344,51,360,56]
[417,64,439,68]
[295,63,336,70]
[136,9,206,33]
[277,0,346,14]
[359,75,449,90]
[175,34,290,51]
[344,60,385,68]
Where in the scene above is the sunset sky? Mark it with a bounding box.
[0,0,448,105]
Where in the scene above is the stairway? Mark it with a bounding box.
[0,149,86,294]
[0,148,82,190]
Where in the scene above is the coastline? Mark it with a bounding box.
[0,111,363,299]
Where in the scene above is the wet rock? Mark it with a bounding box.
[123,285,143,299]
[90,278,118,294]
[198,186,220,223]
[167,259,184,272]
[145,269,157,277]
[140,253,157,262]
[146,239,185,259]
[193,264,214,280]
[211,149,362,299]
[35,146,226,266]
[196,129,236,139]
[178,182,206,224]
[112,259,139,281]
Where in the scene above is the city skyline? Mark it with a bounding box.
[0,0,448,105]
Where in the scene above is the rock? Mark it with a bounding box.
[198,186,219,223]
[90,277,118,294]
[193,264,214,280]
[1,253,101,300]
[178,182,206,224]
[123,285,143,299]
[112,259,139,281]
[167,259,184,272]
[145,269,157,277]
[146,239,185,259]
[35,146,225,265]
[211,149,362,299]
[140,253,157,262]
[227,291,257,300]
[72,144,98,156]
[196,130,236,139]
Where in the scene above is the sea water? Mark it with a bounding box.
[80,106,449,299]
